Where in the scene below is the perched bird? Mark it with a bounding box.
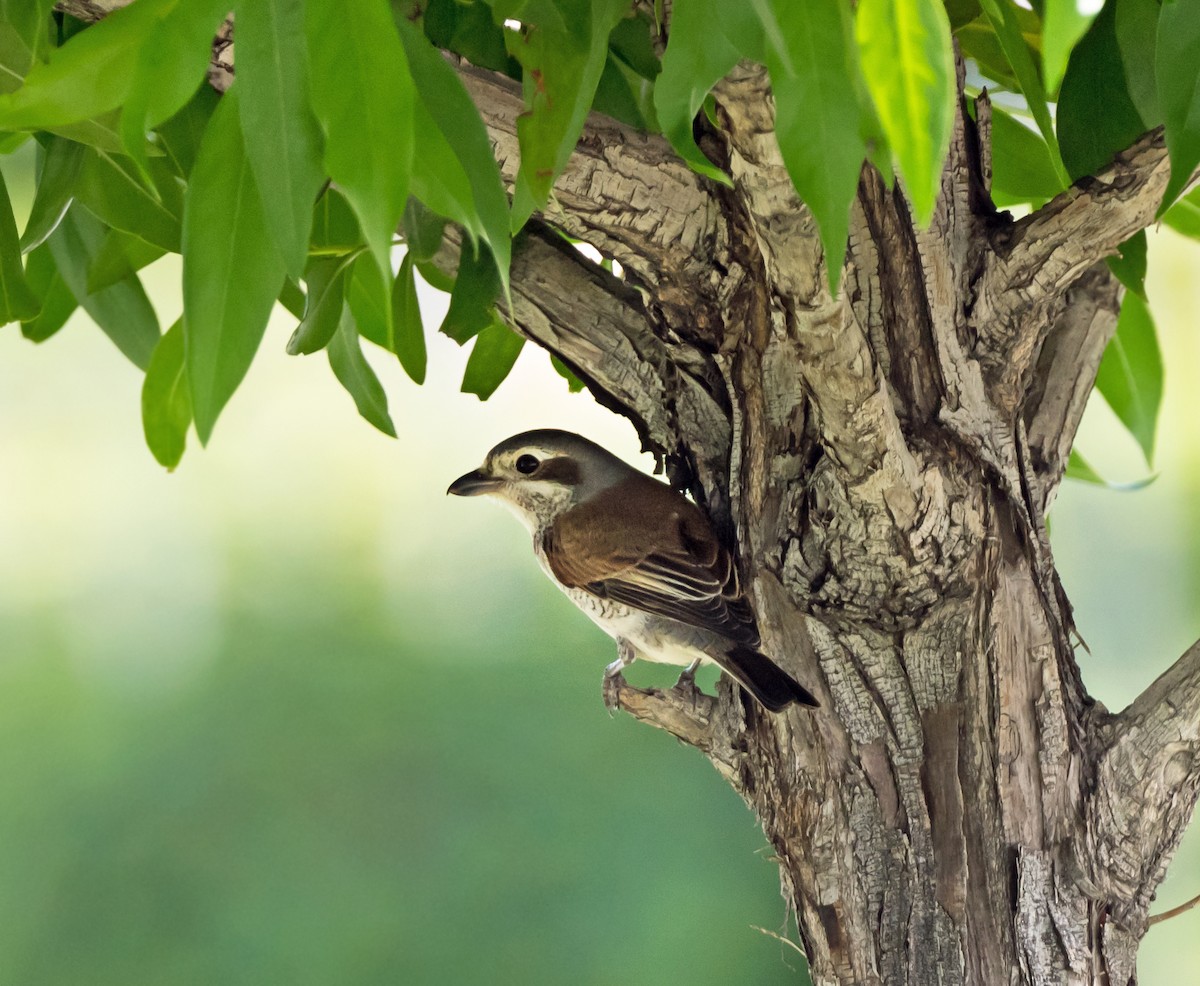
[447,429,818,713]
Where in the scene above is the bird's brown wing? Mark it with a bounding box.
[542,479,760,646]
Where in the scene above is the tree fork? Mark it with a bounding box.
[606,61,1199,986]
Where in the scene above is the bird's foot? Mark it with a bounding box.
[603,643,637,713]
[602,666,625,713]
[671,660,704,706]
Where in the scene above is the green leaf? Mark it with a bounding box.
[502,0,632,229]
[0,0,163,129]
[157,84,219,177]
[141,318,192,470]
[43,112,133,155]
[989,106,1063,204]
[1041,0,1096,96]
[1065,449,1156,490]
[550,352,585,392]
[278,276,306,320]
[327,307,397,437]
[397,18,510,288]
[1156,0,1200,210]
[236,0,324,277]
[461,317,525,399]
[976,0,1069,185]
[73,147,181,252]
[347,253,393,351]
[407,96,482,248]
[655,1,760,184]
[0,132,29,153]
[415,258,455,293]
[311,187,363,254]
[763,0,865,290]
[20,134,83,252]
[0,0,53,89]
[391,254,425,384]
[424,0,517,74]
[440,242,501,344]
[306,0,414,280]
[1095,290,1162,465]
[182,89,286,444]
[855,0,955,225]
[1065,449,1103,484]
[86,227,165,293]
[46,205,160,367]
[1114,0,1161,126]
[287,254,354,356]
[1106,230,1147,298]
[119,0,229,182]
[126,4,226,129]
[1162,185,1200,239]
[945,0,982,30]
[401,198,447,264]
[1057,0,1148,182]
[20,241,75,341]
[0,165,41,322]
[594,43,659,131]
[609,11,662,79]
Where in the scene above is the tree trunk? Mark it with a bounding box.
[467,57,1200,986]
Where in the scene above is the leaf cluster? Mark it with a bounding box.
[0,0,1194,474]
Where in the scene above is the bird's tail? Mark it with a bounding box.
[720,646,819,713]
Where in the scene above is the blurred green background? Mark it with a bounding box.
[2,139,1199,983]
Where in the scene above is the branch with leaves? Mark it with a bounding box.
[0,0,1189,493]
[454,61,725,294]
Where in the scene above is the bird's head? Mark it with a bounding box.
[447,429,631,530]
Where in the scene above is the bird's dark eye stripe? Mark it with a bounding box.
[515,454,540,474]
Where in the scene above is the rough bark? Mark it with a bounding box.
[55,6,1200,984]
[470,61,1200,986]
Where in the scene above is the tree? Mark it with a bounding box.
[2,0,1199,982]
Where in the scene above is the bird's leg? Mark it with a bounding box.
[603,640,637,712]
[672,658,703,703]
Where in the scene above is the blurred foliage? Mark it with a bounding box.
[0,566,805,986]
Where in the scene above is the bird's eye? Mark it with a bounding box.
[515,454,540,475]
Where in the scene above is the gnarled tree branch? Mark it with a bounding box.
[454,61,727,301]
[1022,264,1122,510]
[1086,637,1200,930]
[713,62,922,517]
[604,675,745,782]
[436,223,731,479]
[972,128,1191,408]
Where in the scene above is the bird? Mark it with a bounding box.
[447,429,819,713]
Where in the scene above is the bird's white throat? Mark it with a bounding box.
[489,481,575,535]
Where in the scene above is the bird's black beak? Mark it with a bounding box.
[447,468,502,497]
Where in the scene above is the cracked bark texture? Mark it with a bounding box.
[456,62,1200,986]
[56,5,1200,983]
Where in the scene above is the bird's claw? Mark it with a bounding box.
[668,659,703,703]
[603,643,635,714]
[670,669,703,707]
[602,663,625,713]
